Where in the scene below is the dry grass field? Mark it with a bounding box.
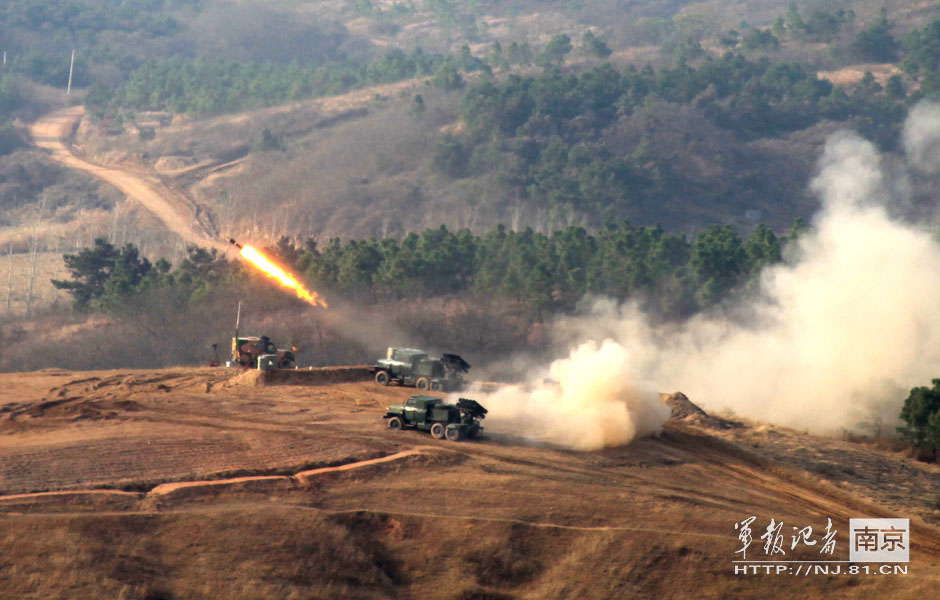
[0,367,938,599]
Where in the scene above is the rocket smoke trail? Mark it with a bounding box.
[229,237,327,308]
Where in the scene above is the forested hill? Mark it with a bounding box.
[4,1,940,240]
[433,53,905,229]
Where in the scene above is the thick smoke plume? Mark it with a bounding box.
[904,101,940,174]
[479,104,940,448]
[475,339,671,450]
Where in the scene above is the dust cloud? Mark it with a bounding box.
[478,105,940,447]
[651,117,940,434]
[473,339,671,450]
[903,101,940,174]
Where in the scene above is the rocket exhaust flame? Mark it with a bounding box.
[236,242,327,308]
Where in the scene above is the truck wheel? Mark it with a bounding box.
[415,377,430,390]
[466,427,478,439]
[278,357,292,369]
[375,370,390,386]
[430,381,442,392]
[445,427,461,441]
[387,416,403,430]
[429,422,445,439]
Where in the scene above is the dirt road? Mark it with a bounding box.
[29,106,229,252]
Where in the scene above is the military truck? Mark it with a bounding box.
[372,347,470,391]
[231,335,295,368]
[384,395,487,441]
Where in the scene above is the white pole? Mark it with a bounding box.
[233,300,242,364]
[66,50,75,95]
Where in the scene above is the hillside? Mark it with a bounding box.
[1,368,938,599]
[53,0,937,244]
[1,1,938,259]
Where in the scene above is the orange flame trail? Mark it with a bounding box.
[239,244,327,308]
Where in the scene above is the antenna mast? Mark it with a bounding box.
[66,50,75,95]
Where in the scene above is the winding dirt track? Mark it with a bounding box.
[0,448,427,505]
[28,106,228,252]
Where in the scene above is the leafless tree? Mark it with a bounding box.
[6,244,14,315]
[25,231,39,317]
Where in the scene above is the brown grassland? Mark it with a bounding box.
[0,367,938,599]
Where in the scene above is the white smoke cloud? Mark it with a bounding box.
[475,339,670,450]
[478,106,940,447]
[657,125,940,433]
[903,101,940,174]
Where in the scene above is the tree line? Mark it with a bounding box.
[87,48,451,117]
[82,30,604,118]
[53,221,794,321]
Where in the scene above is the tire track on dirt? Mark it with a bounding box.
[3,439,939,560]
[28,106,228,252]
[0,447,429,504]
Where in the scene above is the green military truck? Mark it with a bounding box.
[372,347,470,391]
[384,395,487,441]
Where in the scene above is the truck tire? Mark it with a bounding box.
[278,357,293,369]
[375,370,390,386]
[445,427,461,441]
[430,381,442,392]
[429,422,445,439]
[415,377,430,390]
[387,416,403,430]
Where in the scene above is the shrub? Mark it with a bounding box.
[898,379,940,461]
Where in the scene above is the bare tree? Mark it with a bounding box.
[381,214,391,238]
[510,200,523,232]
[25,231,38,317]
[6,244,13,315]
[109,204,120,243]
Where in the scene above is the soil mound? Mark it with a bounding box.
[227,366,372,387]
[660,391,738,430]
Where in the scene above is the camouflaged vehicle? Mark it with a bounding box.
[384,395,487,441]
[372,347,470,391]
